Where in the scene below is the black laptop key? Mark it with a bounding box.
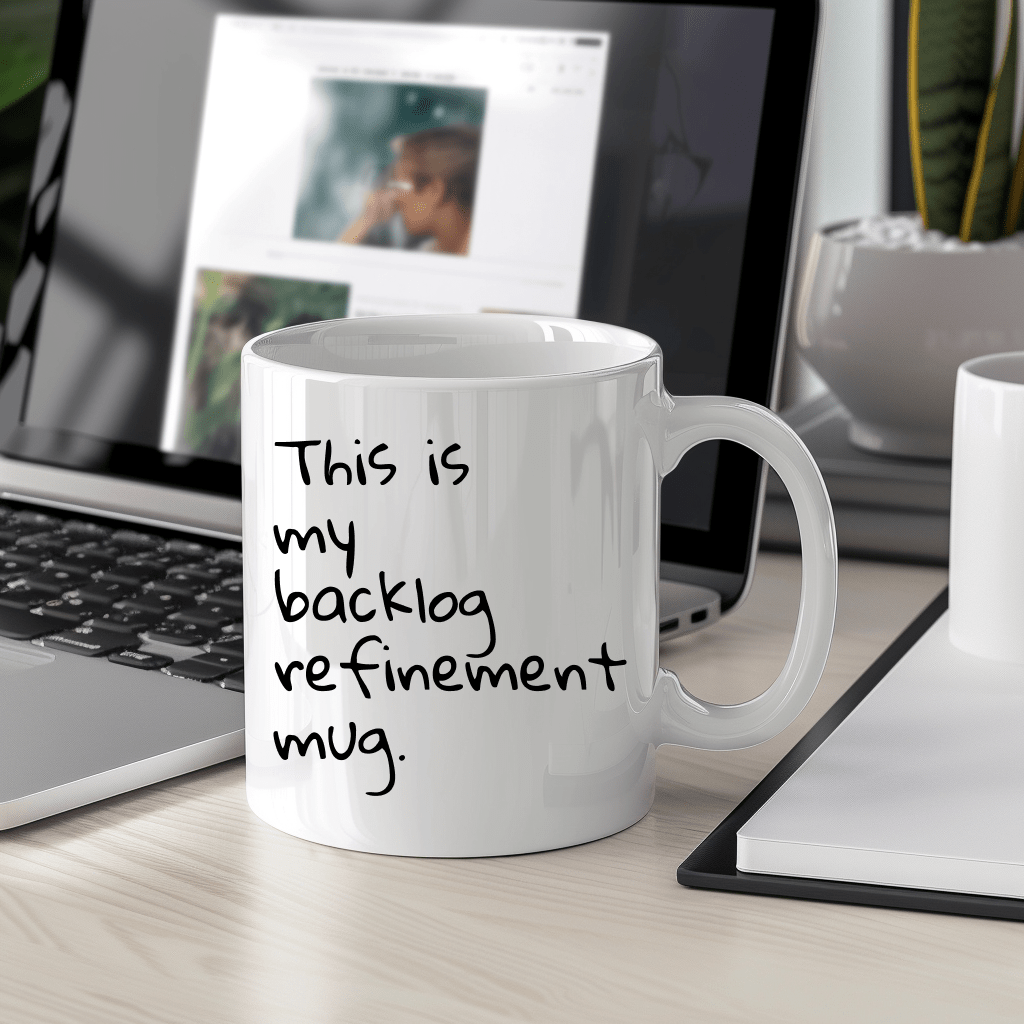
[0,520,54,544]
[34,598,93,623]
[117,592,185,616]
[212,548,243,567]
[18,527,71,544]
[47,549,118,574]
[203,597,243,621]
[1,589,90,622]
[166,562,232,586]
[209,581,243,611]
[0,587,48,610]
[162,657,233,682]
[109,529,165,551]
[17,568,85,594]
[195,650,244,671]
[65,542,122,559]
[11,510,63,530]
[113,556,167,571]
[0,607,60,640]
[207,633,245,657]
[217,670,244,692]
[65,580,133,607]
[60,520,113,541]
[96,608,159,633]
[145,622,218,646]
[39,625,142,657]
[37,558,93,580]
[212,597,243,619]
[13,542,61,561]
[168,604,235,628]
[0,522,50,545]
[123,550,189,571]
[0,552,41,572]
[108,648,173,670]
[95,561,162,587]
[15,534,70,556]
[164,539,217,559]
[147,577,206,599]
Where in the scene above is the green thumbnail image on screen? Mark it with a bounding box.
[177,269,351,463]
[0,1,59,113]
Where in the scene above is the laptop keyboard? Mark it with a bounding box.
[0,502,244,692]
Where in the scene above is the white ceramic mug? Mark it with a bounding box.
[241,314,837,856]
[950,352,1024,663]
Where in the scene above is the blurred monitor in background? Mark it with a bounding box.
[1,0,816,605]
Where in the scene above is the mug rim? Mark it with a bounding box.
[960,352,1024,389]
[242,313,660,387]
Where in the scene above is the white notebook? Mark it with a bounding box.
[737,611,1024,900]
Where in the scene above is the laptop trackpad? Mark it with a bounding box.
[0,641,55,675]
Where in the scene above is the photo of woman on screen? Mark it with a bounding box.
[293,80,486,258]
[338,126,480,255]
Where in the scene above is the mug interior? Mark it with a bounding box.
[250,313,656,379]
[962,352,1024,387]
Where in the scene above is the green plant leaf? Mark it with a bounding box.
[961,1,1018,240]
[1004,11,1024,232]
[1005,143,1024,232]
[910,0,996,235]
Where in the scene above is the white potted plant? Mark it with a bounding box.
[797,0,1024,459]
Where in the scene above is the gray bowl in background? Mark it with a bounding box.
[796,219,1024,460]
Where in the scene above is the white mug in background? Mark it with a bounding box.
[950,353,1024,663]
[241,314,837,856]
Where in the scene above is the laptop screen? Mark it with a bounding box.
[160,14,618,458]
[2,0,814,588]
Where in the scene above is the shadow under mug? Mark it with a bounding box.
[241,314,837,856]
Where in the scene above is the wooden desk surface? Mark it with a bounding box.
[5,553,1021,1024]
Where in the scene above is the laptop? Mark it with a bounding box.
[0,0,818,829]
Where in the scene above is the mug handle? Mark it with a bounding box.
[642,393,837,750]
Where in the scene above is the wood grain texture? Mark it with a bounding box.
[6,553,1022,1024]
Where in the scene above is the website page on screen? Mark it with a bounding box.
[18,0,776,538]
[160,15,610,459]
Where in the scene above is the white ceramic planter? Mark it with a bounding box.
[796,219,1024,459]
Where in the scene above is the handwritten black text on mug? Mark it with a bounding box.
[274,438,469,486]
[268,437,627,798]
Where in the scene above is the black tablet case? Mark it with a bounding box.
[677,589,1024,921]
